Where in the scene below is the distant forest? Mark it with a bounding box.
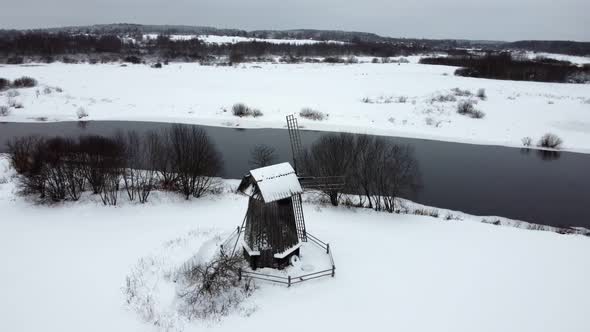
[420,53,590,83]
[0,25,588,83]
[0,31,431,63]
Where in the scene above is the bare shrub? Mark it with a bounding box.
[430,93,456,103]
[522,136,532,147]
[7,137,47,197]
[177,252,253,320]
[168,124,223,199]
[397,96,408,103]
[537,133,563,149]
[476,88,487,100]
[12,76,37,88]
[8,136,86,201]
[0,78,9,90]
[413,208,439,218]
[300,107,326,121]
[146,130,177,189]
[42,137,86,201]
[78,135,124,194]
[76,107,88,119]
[43,87,52,94]
[451,87,472,97]
[0,105,9,116]
[248,144,277,168]
[457,100,485,118]
[251,109,263,117]
[99,169,121,206]
[361,97,373,103]
[232,103,252,117]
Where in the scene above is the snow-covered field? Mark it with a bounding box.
[1,61,589,153]
[1,155,589,332]
[142,33,345,45]
[522,51,590,65]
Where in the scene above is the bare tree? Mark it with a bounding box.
[168,124,223,199]
[146,130,177,190]
[118,131,158,203]
[371,144,420,213]
[248,144,277,169]
[304,133,356,206]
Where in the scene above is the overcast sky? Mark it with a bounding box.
[1,0,588,41]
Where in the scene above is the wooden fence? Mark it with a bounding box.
[238,232,336,287]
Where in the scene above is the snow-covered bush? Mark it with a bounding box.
[457,100,485,119]
[346,56,359,64]
[0,105,9,116]
[476,88,487,100]
[567,71,590,84]
[521,136,532,147]
[7,90,20,97]
[300,107,327,121]
[397,96,408,103]
[12,76,37,88]
[537,133,563,149]
[232,103,252,117]
[425,117,441,127]
[451,87,472,97]
[76,107,89,119]
[7,98,23,109]
[361,97,373,103]
[43,87,52,94]
[177,252,254,320]
[430,93,456,103]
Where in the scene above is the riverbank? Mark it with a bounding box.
[1,62,589,154]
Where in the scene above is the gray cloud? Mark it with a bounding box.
[0,0,588,41]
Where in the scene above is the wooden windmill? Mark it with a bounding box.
[237,115,344,269]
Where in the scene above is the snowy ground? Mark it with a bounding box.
[1,61,589,153]
[1,155,589,332]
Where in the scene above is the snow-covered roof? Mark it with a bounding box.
[249,162,302,203]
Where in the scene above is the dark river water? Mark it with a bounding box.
[1,121,589,229]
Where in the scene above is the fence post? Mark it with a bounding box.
[238,268,242,281]
[288,275,291,287]
[326,243,330,254]
[331,265,335,277]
